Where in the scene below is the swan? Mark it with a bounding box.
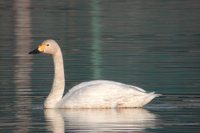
[29,39,160,108]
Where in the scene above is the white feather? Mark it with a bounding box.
[31,39,161,108]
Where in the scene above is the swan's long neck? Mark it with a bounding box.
[44,48,65,108]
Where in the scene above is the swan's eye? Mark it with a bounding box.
[47,44,49,46]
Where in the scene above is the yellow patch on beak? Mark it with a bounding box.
[38,44,46,53]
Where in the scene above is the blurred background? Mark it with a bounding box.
[0,0,200,132]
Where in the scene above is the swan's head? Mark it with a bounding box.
[29,39,60,55]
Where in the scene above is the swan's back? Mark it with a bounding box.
[58,80,159,108]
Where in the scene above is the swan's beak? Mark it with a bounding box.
[29,48,40,54]
[29,44,45,54]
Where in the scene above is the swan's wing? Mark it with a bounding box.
[65,80,146,98]
[65,80,106,98]
[126,84,146,93]
[59,80,157,108]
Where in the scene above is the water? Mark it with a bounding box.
[0,0,200,132]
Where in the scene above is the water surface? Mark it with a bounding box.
[0,0,200,132]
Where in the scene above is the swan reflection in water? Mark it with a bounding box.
[44,108,157,132]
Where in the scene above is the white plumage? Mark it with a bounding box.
[59,80,158,108]
[29,39,160,108]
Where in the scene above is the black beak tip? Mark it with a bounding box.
[29,49,40,54]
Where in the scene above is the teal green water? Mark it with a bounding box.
[0,0,200,132]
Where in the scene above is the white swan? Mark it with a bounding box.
[29,39,160,108]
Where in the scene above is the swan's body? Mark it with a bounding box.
[58,80,158,108]
[29,39,160,108]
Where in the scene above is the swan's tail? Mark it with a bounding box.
[115,92,161,108]
[142,92,161,106]
[153,92,162,97]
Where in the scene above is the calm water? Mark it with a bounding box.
[0,0,200,132]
